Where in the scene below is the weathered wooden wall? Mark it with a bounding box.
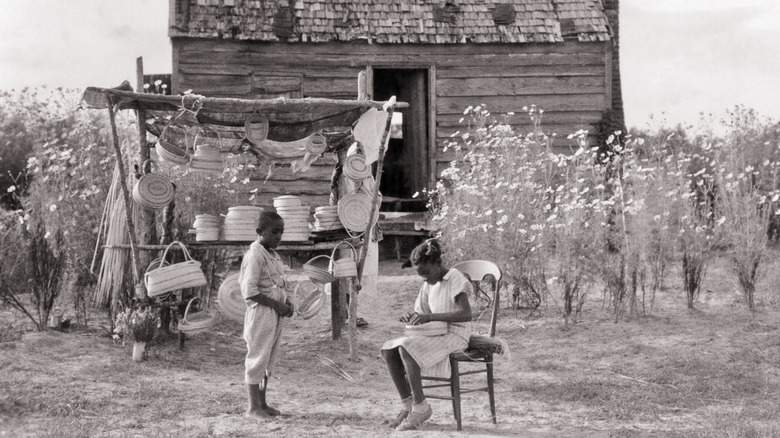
[173,38,608,198]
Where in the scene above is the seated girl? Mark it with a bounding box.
[381,238,473,431]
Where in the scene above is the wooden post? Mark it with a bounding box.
[135,56,155,300]
[348,99,395,361]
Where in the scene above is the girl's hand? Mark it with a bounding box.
[399,312,417,323]
[408,313,431,325]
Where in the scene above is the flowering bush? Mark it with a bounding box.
[113,306,159,343]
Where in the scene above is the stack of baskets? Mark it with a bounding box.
[192,214,220,241]
[273,196,311,242]
[313,205,343,232]
[222,206,263,241]
[217,272,246,323]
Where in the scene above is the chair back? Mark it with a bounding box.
[452,260,502,337]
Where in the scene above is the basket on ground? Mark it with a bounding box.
[294,281,326,320]
[178,297,218,335]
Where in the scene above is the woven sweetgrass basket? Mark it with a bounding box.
[294,281,326,320]
[337,192,374,233]
[343,153,371,180]
[403,321,449,337]
[178,297,218,335]
[303,254,336,284]
[132,161,174,210]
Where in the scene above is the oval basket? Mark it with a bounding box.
[217,272,246,323]
[144,241,208,297]
[330,240,357,278]
[303,254,336,284]
[404,321,449,337]
[343,153,371,180]
[294,281,326,320]
[133,160,175,210]
[178,297,218,335]
[156,122,191,165]
[245,114,269,145]
[306,133,328,155]
[337,192,374,233]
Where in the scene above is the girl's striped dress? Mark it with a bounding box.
[382,268,473,378]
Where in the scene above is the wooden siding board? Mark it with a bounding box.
[437,94,606,114]
[437,76,605,96]
[436,64,605,78]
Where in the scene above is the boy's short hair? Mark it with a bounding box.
[256,210,284,231]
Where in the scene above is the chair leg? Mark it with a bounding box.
[450,358,462,431]
[486,353,496,424]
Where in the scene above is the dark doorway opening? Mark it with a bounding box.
[372,68,429,212]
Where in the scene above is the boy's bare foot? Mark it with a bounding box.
[262,405,281,416]
[245,409,272,420]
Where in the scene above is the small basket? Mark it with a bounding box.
[306,133,328,155]
[133,160,175,210]
[294,281,326,320]
[303,255,336,284]
[178,297,218,335]
[330,241,358,279]
[404,321,448,337]
[156,121,192,165]
[245,113,269,145]
[144,241,208,297]
[343,153,371,180]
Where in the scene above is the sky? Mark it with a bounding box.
[1,0,778,130]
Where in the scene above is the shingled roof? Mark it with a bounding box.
[170,0,611,44]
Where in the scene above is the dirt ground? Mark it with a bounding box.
[1,257,780,437]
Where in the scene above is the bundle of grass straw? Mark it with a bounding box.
[468,334,511,365]
[92,164,130,313]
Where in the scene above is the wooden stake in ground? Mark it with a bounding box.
[348,98,396,361]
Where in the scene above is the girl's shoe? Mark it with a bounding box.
[388,409,409,428]
[396,403,432,431]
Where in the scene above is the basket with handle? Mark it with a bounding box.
[144,241,207,297]
[178,297,218,335]
[303,254,336,284]
[330,240,358,279]
[294,280,326,320]
[133,160,175,210]
[156,115,193,165]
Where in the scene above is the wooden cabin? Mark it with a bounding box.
[167,0,621,210]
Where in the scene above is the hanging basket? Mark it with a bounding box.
[306,133,328,155]
[337,191,374,233]
[303,254,337,284]
[144,241,207,297]
[294,280,326,320]
[132,160,175,210]
[156,114,194,165]
[244,114,269,145]
[178,297,218,335]
[343,153,371,180]
[330,240,357,279]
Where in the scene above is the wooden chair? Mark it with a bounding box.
[421,260,502,431]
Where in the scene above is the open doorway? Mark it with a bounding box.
[372,68,429,212]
